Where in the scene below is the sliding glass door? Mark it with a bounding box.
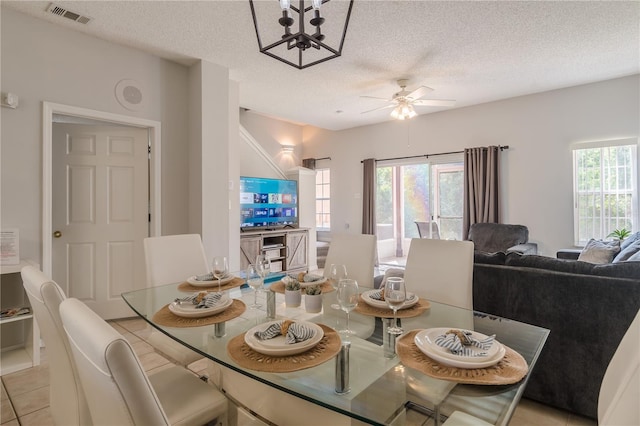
[376,157,463,265]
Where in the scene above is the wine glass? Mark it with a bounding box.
[212,256,228,293]
[337,278,359,335]
[384,277,406,335]
[255,254,271,281]
[329,264,348,310]
[246,264,263,309]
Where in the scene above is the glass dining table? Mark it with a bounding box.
[122,273,549,426]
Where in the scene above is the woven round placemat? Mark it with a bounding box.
[227,324,341,373]
[177,276,245,292]
[269,280,335,294]
[396,330,529,385]
[354,296,431,318]
[151,299,246,327]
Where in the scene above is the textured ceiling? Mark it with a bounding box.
[4,1,639,130]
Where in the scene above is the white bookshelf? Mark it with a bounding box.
[0,259,40,375]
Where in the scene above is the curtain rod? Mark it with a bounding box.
[360,145,509,163]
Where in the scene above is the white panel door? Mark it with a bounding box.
[52,124,148,319]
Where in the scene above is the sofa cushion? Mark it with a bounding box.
[505,253,596,275]
[468,223,528,253]
[474,251,507,265]
[577,239,620,264]
[592,261,640,280]
[613,239,640,263]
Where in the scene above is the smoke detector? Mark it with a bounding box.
[46,3,92,25]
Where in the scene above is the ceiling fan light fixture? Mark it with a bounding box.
[249,0,354,70]
[391,102,416,120]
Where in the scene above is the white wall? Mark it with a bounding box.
[240,110,304,172]
[302,75,640,256]
[1,8,191,264]
[1,8,241,269]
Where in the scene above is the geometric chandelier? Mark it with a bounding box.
[249,0,355,70]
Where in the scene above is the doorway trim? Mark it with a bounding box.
[42,102,162,276]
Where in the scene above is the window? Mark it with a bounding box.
[315,168,330,229]
[573,139,638,245]
[375,156,463,264]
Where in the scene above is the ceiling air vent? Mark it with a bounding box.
[46,3,91,25]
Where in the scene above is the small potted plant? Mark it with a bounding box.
[304,284,323,313]
[284,279,302,307]
[608,228,631,241]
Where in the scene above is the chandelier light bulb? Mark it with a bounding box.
[312,0,322,10]
[280,0,291,10]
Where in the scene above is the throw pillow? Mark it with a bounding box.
[620,231,640,251]
[627,250,640,261]
[613,239,640,263]
[577,239,620,264]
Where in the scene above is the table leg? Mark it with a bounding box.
[383,318,398,358]
[335,342,351,394]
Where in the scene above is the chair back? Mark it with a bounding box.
[60,298,170,426]
[404,239,474,309]
[415,221,440,239]
[323,233,377,288]
[144,234,209,286]
[21,266,92,426]
[598,308,640,425]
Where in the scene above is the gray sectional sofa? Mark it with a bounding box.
[472,251,640,419]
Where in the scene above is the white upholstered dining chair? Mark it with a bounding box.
[403,238,475,309]
[60,297,228,426]
[143,234,210,366]
[598,308,640,425]
[402,240,483,423]
[322,232,377,288]
[21,266,92,426]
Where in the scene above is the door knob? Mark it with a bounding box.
[53,231,62,238]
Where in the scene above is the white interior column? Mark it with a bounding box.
[188,60,237,264]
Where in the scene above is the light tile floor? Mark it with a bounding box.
[1,317,597,426]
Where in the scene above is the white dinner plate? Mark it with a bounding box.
[244,320,324,356]
[187,274,235,287]
[414,328,505,369]
[361,289,419,310]
[168,294,232,318]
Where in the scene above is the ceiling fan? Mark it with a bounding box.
[361,79,456,120]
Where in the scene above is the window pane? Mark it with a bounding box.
[402,164,430,238]
[574,143,637,244]
[322,184,330,198]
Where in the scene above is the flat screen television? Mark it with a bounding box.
[240,176,298,230]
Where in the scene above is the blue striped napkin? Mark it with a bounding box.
[435,330,495,357]
[175,292,224,309]
[254,321,315,344]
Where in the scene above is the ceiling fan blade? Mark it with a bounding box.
[406,86,433,101]
[360,95,391,101]
[361,104,395,114]
[412,99,456,107]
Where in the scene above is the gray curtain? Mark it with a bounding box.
[463,146,501,240]
[302,158,316,170]
[362,158,376,235]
